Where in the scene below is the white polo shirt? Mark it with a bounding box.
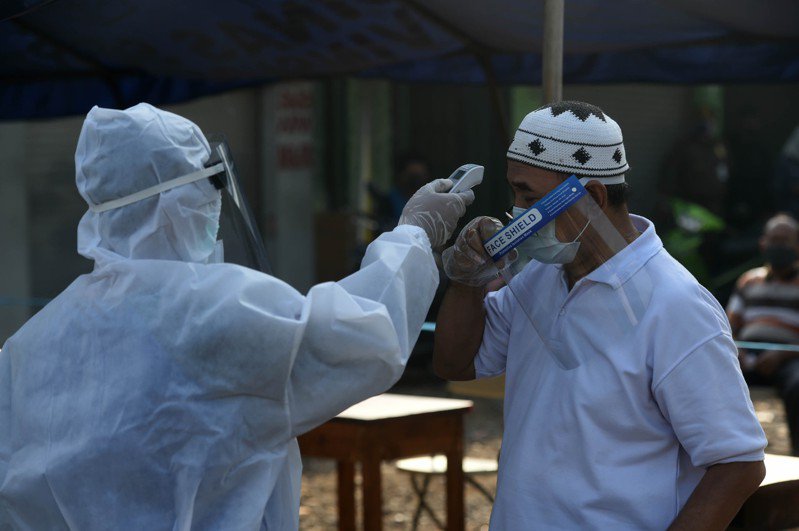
[476,215,766,530]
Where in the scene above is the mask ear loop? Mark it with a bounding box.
[573,217,591,243]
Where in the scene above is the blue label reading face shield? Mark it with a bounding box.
[483,175,587,261]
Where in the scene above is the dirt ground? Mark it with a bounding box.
[298,370,791,530]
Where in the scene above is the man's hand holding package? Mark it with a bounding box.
[443,216,513,287]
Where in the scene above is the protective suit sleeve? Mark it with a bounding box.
[287,225,438,437]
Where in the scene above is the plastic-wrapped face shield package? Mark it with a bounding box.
[483,175,652,370]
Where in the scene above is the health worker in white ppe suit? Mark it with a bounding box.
[0,103,474,530]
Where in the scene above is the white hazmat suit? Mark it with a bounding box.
[0,104,472,529]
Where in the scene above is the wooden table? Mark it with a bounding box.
[298,393,473,530]
[731,453,799,530]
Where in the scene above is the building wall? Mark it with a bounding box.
[259,82,318,292]
[0,122,35,340]
[0,114,87,343]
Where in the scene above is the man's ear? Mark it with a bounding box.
[584,180,608,210]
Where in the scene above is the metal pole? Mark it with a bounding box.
[542,0,564,104]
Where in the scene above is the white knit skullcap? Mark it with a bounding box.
[507,101,629,184]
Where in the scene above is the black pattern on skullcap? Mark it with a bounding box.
[572,147,592,165]
[548,101,606,122]
[528,139,546,156]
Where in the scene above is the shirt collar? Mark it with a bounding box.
[582,215,662,289]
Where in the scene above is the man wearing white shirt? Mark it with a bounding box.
[435,101,766,530]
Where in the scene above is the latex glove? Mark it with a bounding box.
[443,216,515,287]
[398,179,474,249]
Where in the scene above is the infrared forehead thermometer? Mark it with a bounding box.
[448,164,483,193]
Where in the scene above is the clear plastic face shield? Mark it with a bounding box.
[89,139,272,274]
[205,139,272,274]
[483,175,652,370]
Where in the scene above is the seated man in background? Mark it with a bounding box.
[728,212,799,455]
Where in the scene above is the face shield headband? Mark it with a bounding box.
[88,163,225,213]
[87,141,272,275]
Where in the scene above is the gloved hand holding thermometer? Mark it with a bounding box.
[399,164,482,249]
[440,164,526,287]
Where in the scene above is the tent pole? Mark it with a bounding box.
[542,0,564,104]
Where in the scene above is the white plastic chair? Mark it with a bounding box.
[395,454,497,530]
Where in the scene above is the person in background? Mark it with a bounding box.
[0,103,473,529]
[369,153,448,372]
[371,153,432,232]
[728,212,799,455]
[436,100,766,530]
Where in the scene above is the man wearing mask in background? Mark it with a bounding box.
[435,101,766,530]
[0,103,473,529]
[728,213,799,456]
[371,153,432,233]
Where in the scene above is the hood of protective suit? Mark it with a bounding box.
[76,103,222,265]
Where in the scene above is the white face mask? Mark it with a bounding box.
[511,206,590,264]
[206,239,225,264]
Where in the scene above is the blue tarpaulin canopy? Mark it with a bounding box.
[2,0,798,119]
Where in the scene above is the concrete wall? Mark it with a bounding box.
[24,115,90,303]
[0,123,32,341]
[0,115,87,343]
[259,82,318,293]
